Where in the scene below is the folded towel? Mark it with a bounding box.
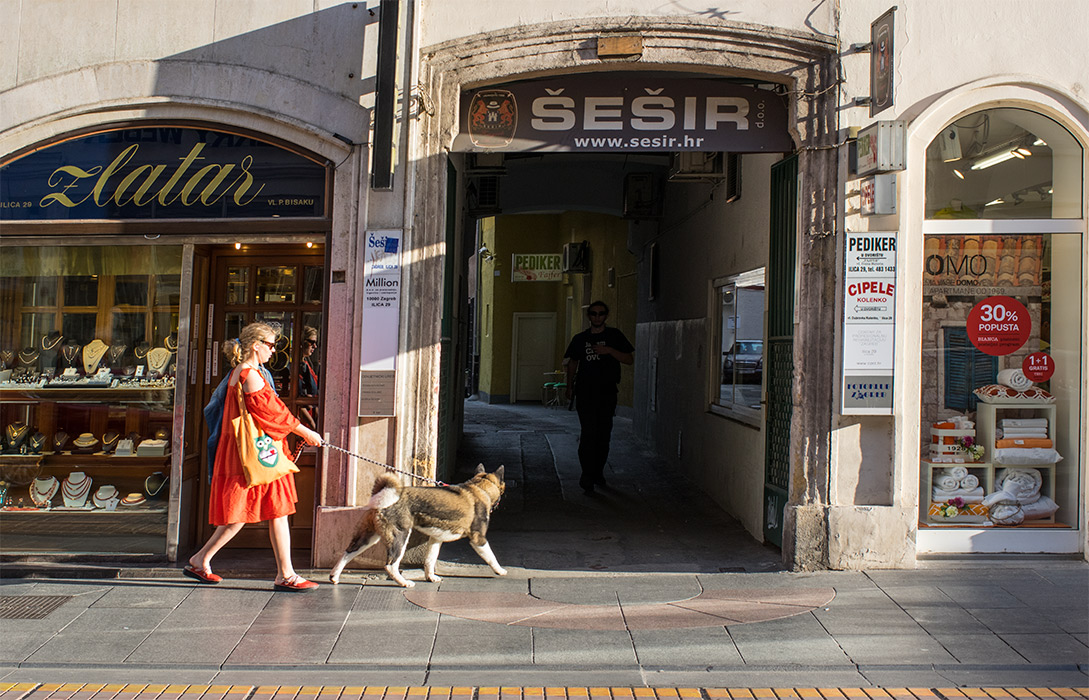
[996,437,1053,449]
[944,466,969,481]
[1000,429,1048,438]
[932,486,985,503]
[997,368,1033,390]
[993,447,1063,465]
[935,474,960,490]
[959,474,979,489]
[1001,418,1048,428]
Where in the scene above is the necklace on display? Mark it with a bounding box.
[61,343,81,366]
[61,471,92,508]
[164,333,179,352]
[82,339,108,374]
[18,347,40,365]
[6,422,28,445]
[30,476,59,507]
[0,350,14,366]
[108,344,127,365]
[133,342,150,360]
[92,485,119,510]
[41,333,63,351]
[147,347,171,375]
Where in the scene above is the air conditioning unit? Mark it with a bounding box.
[562,241,591,273]
[465,152,507,175]
[668,151,725,181]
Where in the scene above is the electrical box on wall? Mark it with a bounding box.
[562,241,591,273]
[861,173,897,215]
[854,120,905,176]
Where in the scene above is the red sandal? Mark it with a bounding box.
[274,574,318,592]
[183,565,222,584]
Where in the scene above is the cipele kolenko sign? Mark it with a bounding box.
[455,74,792,153]
[1,126,327,220]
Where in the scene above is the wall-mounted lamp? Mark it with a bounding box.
[306,241,314,248]
[478,245,496,262]
[234,242,242,249]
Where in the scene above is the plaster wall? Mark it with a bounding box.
[418,0,833,49]
[633,152,778,540]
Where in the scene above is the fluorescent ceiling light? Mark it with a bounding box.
[985,198,1005,207]
[1016,147,1032,156]
[953,169,965,179]
[1034,138,1046,146]
[971,150,1018,170]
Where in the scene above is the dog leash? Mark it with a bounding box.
[319,440,448,486]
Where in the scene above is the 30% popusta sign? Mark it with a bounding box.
[967,296,1030,356]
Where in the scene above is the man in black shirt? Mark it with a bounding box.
[563,301,634,494]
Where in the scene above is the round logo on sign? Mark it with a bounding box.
[1022,352,1055,383]
[966,296,1030,356]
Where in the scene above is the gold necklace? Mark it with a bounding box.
[61,344,80,364]
[164,334,179,352]
[134,343,150,359]
[41,334,63,351]
[147,347,171,374]
[18,348,40,365]
[82,340,108,374]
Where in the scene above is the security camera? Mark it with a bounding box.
[939,128,962,162]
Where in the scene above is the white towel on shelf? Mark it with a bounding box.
[1001,418,1048,429]
[935,474,960,490]
[932,486,985,503]
[997,368,1033,390]
[944,466,969,481]
[959,474,979,489]
[1001,429,1048,438]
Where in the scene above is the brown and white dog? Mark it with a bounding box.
[328,464,507,588]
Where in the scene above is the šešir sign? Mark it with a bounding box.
[1,126,327,220]
[455,73,791,153]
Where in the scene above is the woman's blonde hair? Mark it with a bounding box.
[222,322,276,368]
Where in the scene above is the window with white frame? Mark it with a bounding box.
[712,268,765,424]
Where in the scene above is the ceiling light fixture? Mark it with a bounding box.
[985,198,1005,207]
[953,169,965,180]
[971,150,1018,170]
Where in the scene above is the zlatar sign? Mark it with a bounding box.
[1,126,327,220]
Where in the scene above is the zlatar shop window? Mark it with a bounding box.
[0,244,182,554]
[920,108,1083,531]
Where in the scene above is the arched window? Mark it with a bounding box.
[919,107,1083,549]
[925,108,1082,219]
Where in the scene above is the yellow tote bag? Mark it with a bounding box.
[232,382,300,487]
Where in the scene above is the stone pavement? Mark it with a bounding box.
[0,401,1086,688]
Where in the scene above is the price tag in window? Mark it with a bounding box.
[1022,352,1055,382]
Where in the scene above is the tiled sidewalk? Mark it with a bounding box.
[2,685,1088,700]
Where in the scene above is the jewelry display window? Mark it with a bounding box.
[0,244,183,554]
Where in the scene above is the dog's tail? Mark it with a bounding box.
[367,472,402,509]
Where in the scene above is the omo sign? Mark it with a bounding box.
[455,73,792,153]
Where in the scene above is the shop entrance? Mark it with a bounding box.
[191,243,325,551]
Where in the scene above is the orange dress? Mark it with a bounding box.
[209,367,299,525]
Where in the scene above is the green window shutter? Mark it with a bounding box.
[943,327,996,412]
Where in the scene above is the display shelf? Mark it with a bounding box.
[0,387,174,403]
[920,459,992,525]
[974,401,1059,525]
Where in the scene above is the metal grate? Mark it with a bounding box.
[0,595,71,619]
[764,339,794,489]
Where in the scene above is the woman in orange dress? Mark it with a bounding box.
[185,322,323,591]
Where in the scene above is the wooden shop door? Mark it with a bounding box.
[196,244,325,551]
